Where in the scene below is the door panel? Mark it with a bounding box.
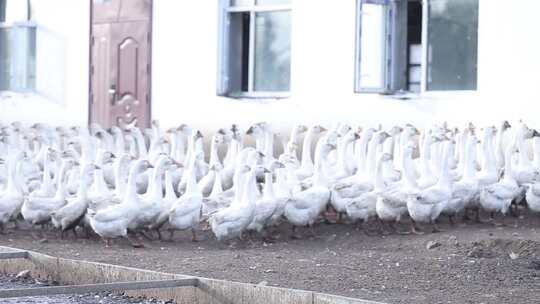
[93,0,151,23]
[91,0,151,129]
[92,0,121,24]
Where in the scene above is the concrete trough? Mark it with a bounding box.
[0,246,384,304]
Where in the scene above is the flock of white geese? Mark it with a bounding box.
[1,120,540,247]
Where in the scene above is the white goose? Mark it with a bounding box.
[21,158,76,227]
[295,125,326,180]
[408,141,453,234]
[168,152,203,242]
[345,153,391,232]
[284,141,334,238]
[376,143,417,234]
[443,135,480,224]
[51,163,96,238]
[88,159,153,247]
[209,165,256,241]
[0,151,27,232]
[247,163,281,238]
[479,145,520,221]
[150,165,180,239]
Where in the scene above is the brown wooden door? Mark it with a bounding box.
[90,0,152,129]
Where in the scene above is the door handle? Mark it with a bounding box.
[109,84,117,104]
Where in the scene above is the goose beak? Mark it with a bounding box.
[217,128,227,135]
[257,151,266,159]
[319,126,328,132]
[533,130,540,137]
[503,121,511,129]
[354,132,361,140]
[246,126,254,135]
[274,161,286,169]
[263,168,272,174]
[196,131,203,139]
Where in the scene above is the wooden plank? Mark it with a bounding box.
[0,251,28,260]
[0,278,198,299]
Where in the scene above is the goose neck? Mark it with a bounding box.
[164,170,177,200]
[209,137,221,167]
[355,134,371,174]
[364,134,381,178]
[462,139,477,180]
[374,157,386,191]
[313,144,330,187]
[300,129,314,167]
[209,170,223,198]
[241,169,258,206]
[402,152,418,189]
[263,172,275,200]
[125,163,143,203]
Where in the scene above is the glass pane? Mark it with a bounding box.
[0,0,6,22]
[357,3,388,90]
[254,11,291,92]
[230,0,254,6]
[427,0,478,91]
[227,12,250,93]
[256,0,291,5]
[0,25,36,92]
[0,27,9,90]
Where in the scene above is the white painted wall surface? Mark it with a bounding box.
[0,0,89,126]
[2,0,540,132]
[152,0,540,134]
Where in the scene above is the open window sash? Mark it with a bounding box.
[355,0,392,93]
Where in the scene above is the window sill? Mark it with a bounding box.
[223,92,291,100]
[356,89,479,101]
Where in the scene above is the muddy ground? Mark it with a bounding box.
[1,210,540,304]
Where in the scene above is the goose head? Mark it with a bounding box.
[246,123,265,137]
[337,124,352,137]
[102,151,116,165]
[501,120,511,131]
[293,124,308,135]
[312,125,327,134]
[209,163,224,172]
[377,131,391,144]
[239,165,251,174]
[342,130,360,144]
[389,125,404,137]
[270,160,286,170]
[378,153,393,166]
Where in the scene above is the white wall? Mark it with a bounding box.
[2,0,540,131]
[0,0,89,126]
[151,0,540,135]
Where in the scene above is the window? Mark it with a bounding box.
[0,0,36,93]
[218,0,291,98]
[355,0,478,93]
[427,0,478,91]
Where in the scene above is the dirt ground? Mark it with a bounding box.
[1,210,540,304]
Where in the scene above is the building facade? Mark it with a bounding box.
[0,0,539,133]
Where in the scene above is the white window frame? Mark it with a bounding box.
[217,0,292,99]
[355,0,478,95]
